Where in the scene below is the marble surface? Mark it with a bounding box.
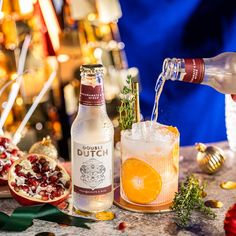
[0,142,236,236]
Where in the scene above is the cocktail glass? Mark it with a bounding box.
[120,121,179,206]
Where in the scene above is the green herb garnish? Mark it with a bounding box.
[171,174,216,227]
[117,75,136,130]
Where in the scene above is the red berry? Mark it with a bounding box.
[117,222,127,231]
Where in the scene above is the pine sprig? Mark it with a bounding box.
[117,75,136,130]
[171,174,216,227]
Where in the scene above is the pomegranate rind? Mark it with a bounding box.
[8,154,71,206]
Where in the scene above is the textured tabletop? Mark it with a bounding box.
[0,142,235,236]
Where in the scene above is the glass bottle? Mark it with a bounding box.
[71,64,114,212]
[162,52,236,152]
[162,52,236,94]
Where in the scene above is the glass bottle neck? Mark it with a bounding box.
[163,58,205,84]
[79,72,105,107]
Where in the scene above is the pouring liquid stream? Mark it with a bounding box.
[151,73,166,122]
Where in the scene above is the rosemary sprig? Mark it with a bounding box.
[117,75,136,130]
[171,174,216,227]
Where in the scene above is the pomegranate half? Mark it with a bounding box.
[0,136,22,185]
[8,154,71,206]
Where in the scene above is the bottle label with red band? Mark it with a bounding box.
[183,58,205,84]
[80,84,105,106]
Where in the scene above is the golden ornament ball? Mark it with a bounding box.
[29,136,58,159]
[195,143,225,174]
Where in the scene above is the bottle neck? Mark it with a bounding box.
[163,58,205,84]
[79,72,105,107]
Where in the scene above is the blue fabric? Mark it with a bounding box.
[118,0,236,146]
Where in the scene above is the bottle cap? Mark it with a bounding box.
[80,64,104,74]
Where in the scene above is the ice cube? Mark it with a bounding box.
[131,123,142,139]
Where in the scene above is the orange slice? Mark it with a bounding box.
[166,126,179,137]
[121,158,162,204]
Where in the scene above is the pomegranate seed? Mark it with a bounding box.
[27,155,38,163]
[32,180,39,187]
[50,191,57,199]
[21,185,29,193]
[27,172,33,178]
[39,158,46,165]
[55,166,61,171]
[56,185,63,191]
[42,164,49,173]
[15,164,22,173]
[64,180,70,189]
[36,173,42,179]
[117,222,127,231]
[40,182,48,187]
[0,137,9,148]
[3,163,11,172]
[11,149,18,156]
[11,182,16,187]
[0,152,7,159]
[31,186,36,191]
[49,175,58,183]
[57,172,63,178]
[41,195,49,201]
[42,174,47,182]
[17,172,26,177]
[58,189,64,196]
[32,165,40,173]
[39,190,46,196]
[14,186,20,192]
[54,191,61,197]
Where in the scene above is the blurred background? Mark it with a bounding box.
[0,0,236,159]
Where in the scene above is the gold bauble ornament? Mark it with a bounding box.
[195,143,225,174]
[29,136,58,159]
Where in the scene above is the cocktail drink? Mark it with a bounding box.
[120,121,179,206]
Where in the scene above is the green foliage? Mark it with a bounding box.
[171,174,216,227]
[117,75,136,130]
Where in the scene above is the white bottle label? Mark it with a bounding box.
[73,142,113,195]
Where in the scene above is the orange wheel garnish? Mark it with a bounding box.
[166,126,179,137]
[121,158,162,204]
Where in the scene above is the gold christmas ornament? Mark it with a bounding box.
[29,136,58,160]
[195,143,225,174]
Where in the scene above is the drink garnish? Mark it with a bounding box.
[171,174,216,227]
[117,75,136,130]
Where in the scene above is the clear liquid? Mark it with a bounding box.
[71,105,114,212]
[151,73,166,121]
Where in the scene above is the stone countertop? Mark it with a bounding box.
[0,142,235,236]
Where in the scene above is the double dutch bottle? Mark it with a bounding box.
[71,64,114,212]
